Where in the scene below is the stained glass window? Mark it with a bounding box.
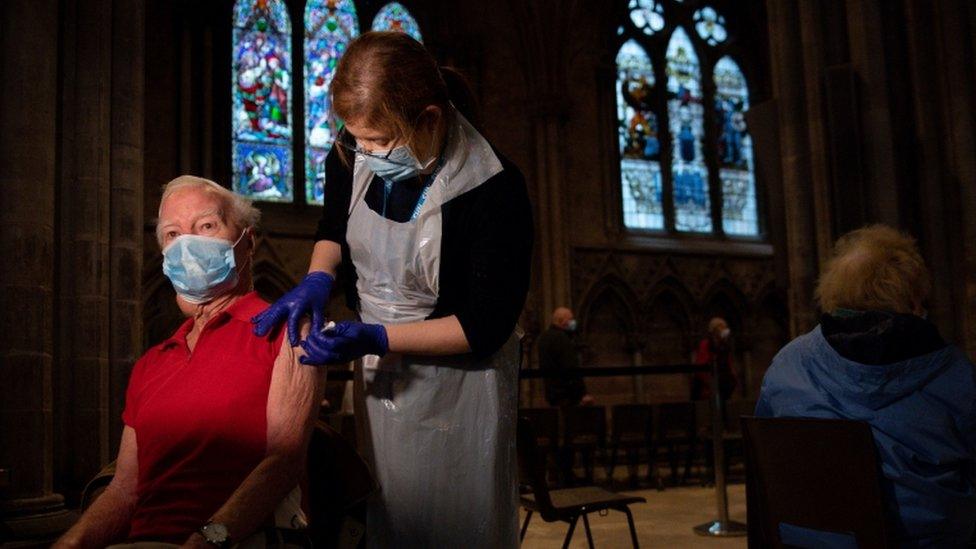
[617,40,664,230]
[666,27,711,232]
[304,0,360,205]
[714,56,758,235]
[628,0,665,36]
[232,0,293,202]
[693,6,727,46]
[371,2,423,42]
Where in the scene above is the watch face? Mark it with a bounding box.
[202,522,230,544]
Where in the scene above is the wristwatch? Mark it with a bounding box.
[198,521,231,548]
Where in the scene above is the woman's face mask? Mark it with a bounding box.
[162,229,248,304]
[362,146,436,182]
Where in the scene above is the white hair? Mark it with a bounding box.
[156,175,261,246]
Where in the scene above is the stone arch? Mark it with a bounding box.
[702,279,750,339]
[642,278,696,402]
[575,275,641,405]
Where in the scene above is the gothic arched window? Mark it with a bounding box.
[371,2,423,42]
[615,1,761,237]
[232,0,294,202]
[231,0,423,205]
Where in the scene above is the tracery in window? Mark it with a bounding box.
[304,0,360,205]
[693,6,727,46]
[628,0,665,36]
[714,56,758,235]
[617,39,664,230]
[616,1,760,238]
[666,27,711,232]
[371,2,423,42]
[232,0,294,202]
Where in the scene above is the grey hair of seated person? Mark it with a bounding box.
[155,175,260,247]
[815,224,930,315]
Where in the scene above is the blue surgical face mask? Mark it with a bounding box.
[162,229,248,304]
[363,145,435,182]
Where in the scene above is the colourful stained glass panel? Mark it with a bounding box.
[666,27,711,232]
[304,0,360,205]
[714,56,758,236]
[617,40,663,230]
[371,2,423,43]
[232,0,293,202]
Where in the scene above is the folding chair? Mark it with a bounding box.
[518,416,646,548]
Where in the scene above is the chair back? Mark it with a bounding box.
[741,416,889,549]
[519,407,560,449]
[656,401,696,441]
[611,404,653,444]
[517,415,559,521]
[723,399,757,434]
[306,420,379,547]
[563,405,607,447]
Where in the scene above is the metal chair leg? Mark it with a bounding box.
[520,509,533,541]
[622,506,640,549]
[582,512,595,549]
[562,514,580,549]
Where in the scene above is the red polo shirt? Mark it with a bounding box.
[122,292,285,543]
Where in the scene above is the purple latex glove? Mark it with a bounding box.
[299,321,389,366]
[252,271,334,345]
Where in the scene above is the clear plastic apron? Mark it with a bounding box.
[346,113,520,548]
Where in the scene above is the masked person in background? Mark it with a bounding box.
[691,317,738,401]
[538,307,594,408]
[251,32,533,548]
[55,176,325,549]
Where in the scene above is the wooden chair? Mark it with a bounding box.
[562,405,607,485]
[607,404,657,489]
[741,416,890,549]
[518,416,646,548]
[655,402,697,485]
[519,407,561,483]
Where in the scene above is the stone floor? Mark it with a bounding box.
[519,483,747,548]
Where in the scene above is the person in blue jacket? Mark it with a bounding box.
[756,224,976,548]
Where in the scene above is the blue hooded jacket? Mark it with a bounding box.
[756,325,976,547]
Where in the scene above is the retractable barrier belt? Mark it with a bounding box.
[324,363,709,381]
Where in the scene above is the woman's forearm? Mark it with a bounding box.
[385,315,471,355]
[53,483,137,549]
[308,240,342,275]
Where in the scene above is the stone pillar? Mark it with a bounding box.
[56,0,114,497]
[507,0,576,327]
[54,0,145,497]
[0,0,76,541]
[109,0,145,451]
[765,0,822,335]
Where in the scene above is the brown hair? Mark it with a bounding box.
[815,224,931,315]
[331,31,451,164]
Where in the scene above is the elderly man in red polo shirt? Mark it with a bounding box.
[54,176,326,549]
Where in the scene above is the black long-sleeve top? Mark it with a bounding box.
[315,145,533,357]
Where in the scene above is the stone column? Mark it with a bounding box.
[765,0,822,335]
[507,0,579,326]
[0,0,75,541]
[108,0,145,450]
[55,0,145,500]
[56,0,114,496]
